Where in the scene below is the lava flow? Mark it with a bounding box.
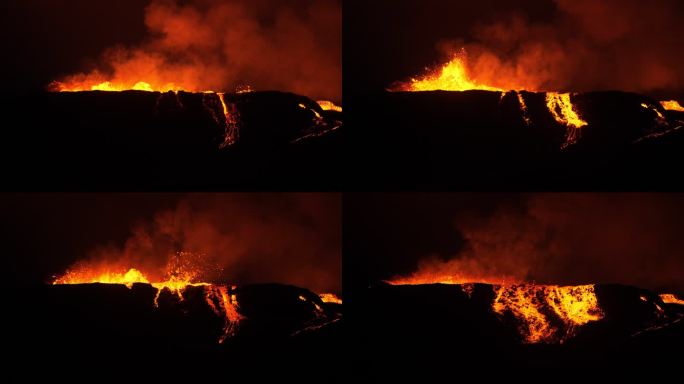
[660,293,684,305]
[319,293,342,304]
[660,100,684,112]
[492,284,603,343]
[53,253,241,343]
[387,273,605,344]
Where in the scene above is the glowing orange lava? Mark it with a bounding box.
[396,55,503,92]
[319,293,342,304]
[387,273,518,286]
[316,100,343,112]
[493,284,603,343]
[659,293,684,305]
[660,100,684,112]
[546,92,588,148]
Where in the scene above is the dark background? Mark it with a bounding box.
[0,0,148,95]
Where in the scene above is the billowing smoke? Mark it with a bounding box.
[402,194,684,292]
[440,0,684,92]
[56,0,341,100]
[69,193,341,293]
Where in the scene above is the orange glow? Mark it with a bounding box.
[53,267,149,288]
[660,100,684,112]
[660,293,684,305]
[395,55,503,92]
[50,80,184,93]
[388,273,518,286]
[319,293,342,304]
[316,100,343,112]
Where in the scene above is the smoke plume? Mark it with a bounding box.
[403,194,684,292]
[442,0,684,92]
[56,0,341,100]
[70,193,341,293]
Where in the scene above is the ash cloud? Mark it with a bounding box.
[445,0,684,92]
[407,194,684,292]
[59,0,341,100]
[78,193,341,293]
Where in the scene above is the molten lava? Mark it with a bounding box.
[316,100,343,112]
[493,284,603,343]
[319,293,342,304]
[545,92,588,148]
[387,273,518,286]
[54,267,149,288]
[396,55,503,92]
[660,293,684,305]
[660,100,684,112]
[50,80,184,93]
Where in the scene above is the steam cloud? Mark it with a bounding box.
[406,194,684,292]
[443,0,684,92]
[59,0,341,100]
[75,193,341,293]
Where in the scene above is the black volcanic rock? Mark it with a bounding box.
[350,90,684,188]
[15,282,340,355]
[1,90,342,188]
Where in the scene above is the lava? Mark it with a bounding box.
[53,267,149,288]
[545,92,588,148]
[216,92,239,148]
[319,293,342,304]
[387,273,518,286]
[660,293,684,305]
[395,54,503,92]
[49,80,184,93]
[493,284,603,344]
[660,100,684,112]
[316,100,343,112]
